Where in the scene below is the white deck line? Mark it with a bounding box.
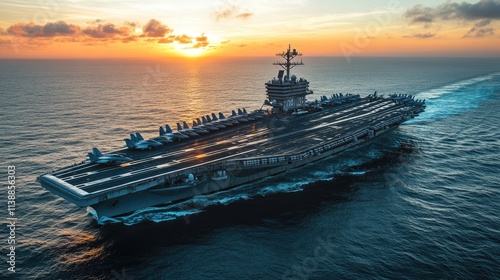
[43,175,89,196]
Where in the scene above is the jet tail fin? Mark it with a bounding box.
[238,108,244,115]
[231,110,237,117]
[183,122,190,129]
[136,132,144,141]
[159,126,166,136]
[211,113,218,121]
[130,134,138,142]
[88,152,97,163]
[124,139,135,148]
[219,112,225,119]
[92,147,103,158]
[177,123,183,131]
[165,124,173,133]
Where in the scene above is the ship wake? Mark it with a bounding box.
[407,72,499,123]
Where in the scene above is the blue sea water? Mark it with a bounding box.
[0,57,499,279]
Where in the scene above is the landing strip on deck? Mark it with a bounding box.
[47,98,411,195]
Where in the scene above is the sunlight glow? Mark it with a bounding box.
[0,0,499,58]
[175,45,206,57]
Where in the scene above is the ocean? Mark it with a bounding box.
[0,56,499,279]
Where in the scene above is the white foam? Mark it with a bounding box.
[416,73,496,100]
[258,182,305,196]
[121,209,202,226]
[348,171,367,176]
[408,72,499,123]
[216,194,251,205]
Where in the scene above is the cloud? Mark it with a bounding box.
[404,5,435,24]
[124,21,139,28]
[235,12,253,20]
[404,0,500,24]
[404,0,500,37]
[214,3,253,21]
[158,37,174,44]
[464,19,496,37]
[173,34,192,44]
[43,21,80,36]
[87,19,103,25]
[142,19,173,37]
[465,26,495,37]
[192,33,209,48]
[7,21,79,37]
[82,23,131,38]
[1,19,210,49]
[404,32,436,39]
[3,19,178,42]
[475,18,493,27]
[121,37,136,43]
[449,0,500,20]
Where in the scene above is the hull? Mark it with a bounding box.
[86,122,399,219]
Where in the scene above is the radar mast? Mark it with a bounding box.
[273,44,304,80]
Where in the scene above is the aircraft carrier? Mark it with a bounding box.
[38,45,425,221]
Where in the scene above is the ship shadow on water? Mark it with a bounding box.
[97,180,355,243]
[342,138,420,174]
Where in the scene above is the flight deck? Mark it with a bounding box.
[42,98,416,199]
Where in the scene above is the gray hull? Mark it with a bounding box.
[89,125,395,219]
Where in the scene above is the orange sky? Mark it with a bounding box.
[1,0,499,58]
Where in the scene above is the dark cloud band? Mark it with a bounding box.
[404,0,500,23]
[2,19,209,48]
[404,0,499,38]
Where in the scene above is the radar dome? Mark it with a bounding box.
[291,75,297,82]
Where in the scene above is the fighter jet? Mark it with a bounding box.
[176,123,199,137]
[149,131,174,144]
[218,112,239,124]
[124,133,163,150]
[160,125,190,141]
[243,108,264,119]
[88,148,133,165]
[211,113,233,126]
[204,115,226,128]
[230,109,248,122]
[183,121,209,134]
[195,118,218,131]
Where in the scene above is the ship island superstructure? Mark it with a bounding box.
[266,46,312,112]
[38,45,425,221]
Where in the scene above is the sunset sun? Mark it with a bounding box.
[175,45,207,57]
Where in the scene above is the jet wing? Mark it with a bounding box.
[134,143,151,149]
